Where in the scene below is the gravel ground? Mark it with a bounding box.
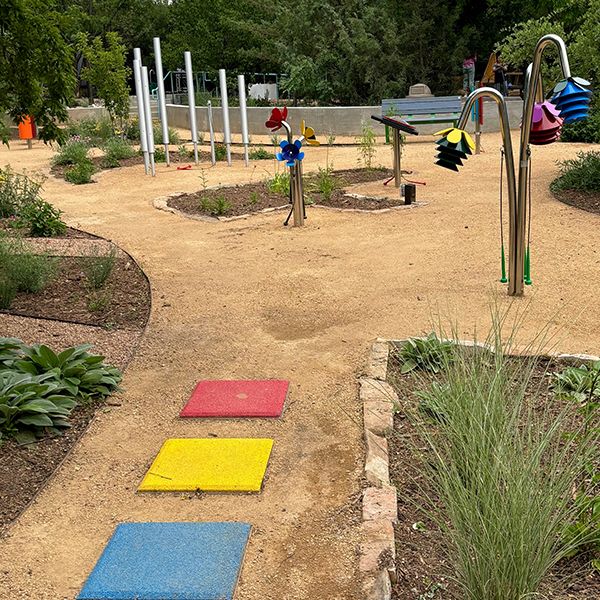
[0,132,599,600]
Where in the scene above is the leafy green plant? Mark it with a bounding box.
[394,333,455,374]
[199,195,231,216]
[65,159,95,185]
[551,151,600,194]
[356,119,377,169]
[102,136,135,168]
[0,371,76,444]
[249,147,273,160]
[80,247,117,290]
[552,361,600,405]
[178,144,193,159]
[52,139,90,166]
[66,118,114,146]
[0,167,43,218]
[17,199,66,237]
[87,290,111,312]
[214,143,227,161]
[267,172,290,196]
[314,166,338,202]
[0,235,57,297]
[153,147,166,163]
[0,276,17,310]
[249,191,260,205]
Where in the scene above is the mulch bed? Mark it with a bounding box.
[3,255,150,329]
[0,398,112,530]
[167,167,397,217]
[386,351,600,600]
[0,243,150,532]
[553,188,600,215]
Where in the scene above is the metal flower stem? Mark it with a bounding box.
[458,87,517,292]
[281,120,305,227]
[456,35,572,296]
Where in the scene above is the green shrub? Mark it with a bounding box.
[87,290,111,312]
[561,99,600,144]
[404,330,600,600]
[17,199,66,237]
[199,195,231,216]
[552,361,600,404]
[394,333,455,374]
[66,118,114,146]
[65,159,95,185]
[314,166,338,202]
[0,235,57,297]
[0,276,17,310]
[80,247,117,289]
[214,143,227,161]
[356,119,377,169]
[267,171,290,196]
[249,147,273,160]
[0,167,44,218]
[0,338,122,443]
[152,122,181,145]
[52,139,91,166]
[178,144,193,159]
[101,136,135,168]
[551,151,600,194]
[154,147,166,163]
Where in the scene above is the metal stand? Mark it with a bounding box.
[184,51,199,165]
[392,129,402,188]
[207,101,216,166]
[457,34,573,296]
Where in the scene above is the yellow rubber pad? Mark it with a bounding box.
[139,438,273,492]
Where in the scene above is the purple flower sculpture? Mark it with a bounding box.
[276,140,304,167]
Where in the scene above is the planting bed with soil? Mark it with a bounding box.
[553,189,600,215]
[386,349,599,600]
[167,167,397,217]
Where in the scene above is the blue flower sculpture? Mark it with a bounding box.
[276,140,304,167]
[551,77,593,124]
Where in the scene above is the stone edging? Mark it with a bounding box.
[359,337,600,600]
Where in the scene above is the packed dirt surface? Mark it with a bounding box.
[0,132,599,600]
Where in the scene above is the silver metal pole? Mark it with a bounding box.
[516,34,571,296]
[458,87,518,294]
[238,74,249,166]
[281,120,304,227]
[141,66,156,177]
[219,69,232,166]
[392,129,401,188]
[153,37,170,166]
[132,54,149,175]
[207,101,216,165]
[184,51,199,165]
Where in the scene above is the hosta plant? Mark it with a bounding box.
[395,333,455,374]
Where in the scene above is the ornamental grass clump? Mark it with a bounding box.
[406,317,599,600]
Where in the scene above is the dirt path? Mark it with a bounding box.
[0,133,599,599]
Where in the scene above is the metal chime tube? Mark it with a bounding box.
[132,52,149,174]
[219,69,232,166]
[281,120,304,227]
[153,37,170,166]
[141,66,156,177]
[238,74,250,166]
[207,101,216,165]
[184,51,199,165]
[458,87,517,292]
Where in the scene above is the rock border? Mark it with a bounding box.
[359,337,600,600]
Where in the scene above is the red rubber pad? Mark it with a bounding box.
[180,380,289,418]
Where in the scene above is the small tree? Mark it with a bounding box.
[76,32,131,127]
[0,0,75,144]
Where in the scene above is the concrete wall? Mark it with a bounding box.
[166,97,524,138]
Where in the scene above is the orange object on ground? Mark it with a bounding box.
[18,116,36,141]
[177,164,192,170]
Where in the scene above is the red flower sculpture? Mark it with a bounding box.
[265,107,288,132]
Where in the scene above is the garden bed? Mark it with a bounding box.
[386,348,599,600]
[167,167,397,218]
[2,255,150,329]
[553,189,600,215]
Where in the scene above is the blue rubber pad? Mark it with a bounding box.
[78,522,251,600]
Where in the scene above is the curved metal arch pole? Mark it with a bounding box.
[457,87,518,294]
[516,35,571,295]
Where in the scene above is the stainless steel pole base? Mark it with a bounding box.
[291,164,304,227]
[392,129,402,188]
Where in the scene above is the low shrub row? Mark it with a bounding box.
[0,337,122,444]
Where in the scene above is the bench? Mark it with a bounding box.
[381,96,462,141]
